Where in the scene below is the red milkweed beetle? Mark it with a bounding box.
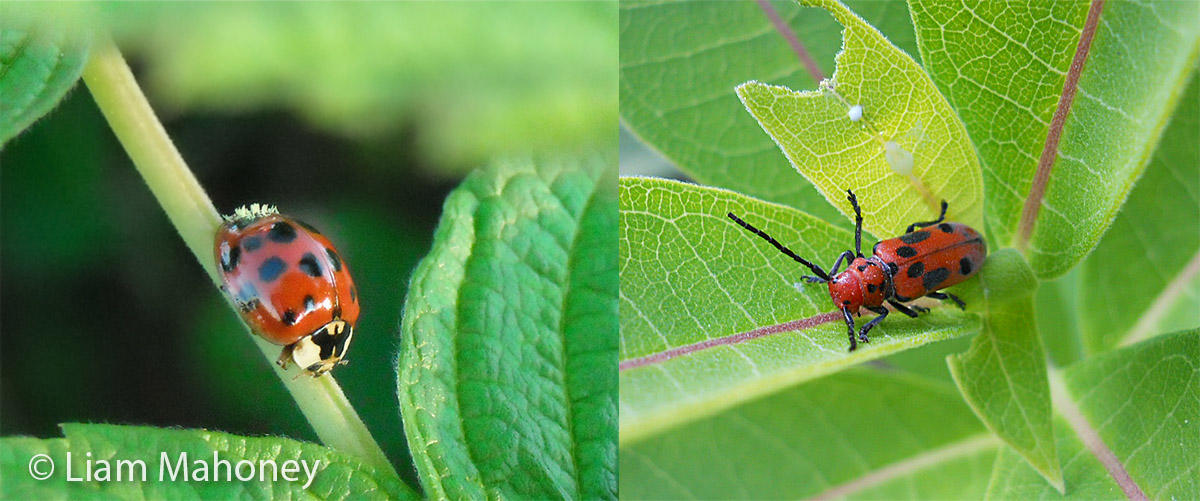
[728,189,986,351]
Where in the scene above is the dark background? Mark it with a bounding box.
[1,3,615,487]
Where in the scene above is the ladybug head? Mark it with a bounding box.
[826,270,864,312]
[290,319,353,377]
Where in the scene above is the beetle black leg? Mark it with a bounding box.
[927,291,966,309]
[828,250,855,276]
[841,307,857,351]
[860,306,889,343]
[728,212,831,281]
[905,200,949,233]
[846,189,864,257]
[887,299,924,318]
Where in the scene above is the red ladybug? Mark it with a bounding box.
[728,189,986,351]
[214,204,359,376]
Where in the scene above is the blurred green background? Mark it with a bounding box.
[1,2,615,487]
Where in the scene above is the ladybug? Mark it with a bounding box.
[728,189,986,351]
[214,204,359,376]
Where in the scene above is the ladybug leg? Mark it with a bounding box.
[841,307,858,351]
[886,299,924,318]
[927,291,966,310]
[845,189,865,257]
[860,306,889,343]
[904,200,949,233]
[276,344,295,369]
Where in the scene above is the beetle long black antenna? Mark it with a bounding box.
[727,212,830,281]
[846,189,864,257]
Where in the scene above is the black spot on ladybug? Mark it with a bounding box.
[238,298,260,313]
[960,257,973,275]
[857,265,867,271]
[297,220,322,235]
[222,244,240,272]
[899,231,930,244]
[938,223,954,233]
[268,222,297,243]
[298,253,322,277]
[282,309,297,326]
[258,256,286,282]
[896,246,918,258]
[867,283,877,293]
[304,295,316,312]
[886,262,898,275]
[843,300,851,305]
[907,261,925,278]
[923,267,950,290]
[242,236,262,252]
[326,248,342,272]
[350,285,358,303]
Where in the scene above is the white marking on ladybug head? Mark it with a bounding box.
[290,320,353,377]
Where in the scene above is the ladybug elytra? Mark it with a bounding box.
[729,189,986,351]
[215,204,359,376]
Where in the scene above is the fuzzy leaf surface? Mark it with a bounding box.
[0,26,88,147]
[947,249,1061,490]
[0,424,415,499]
[619,0,918,221]
[621,369,998,499]
[910,0,1200,278]
[1078,71,1199,353]
[398,156,617,499]
[987,330,1200,499]
[619,177,980,443]
[736,0,984,240]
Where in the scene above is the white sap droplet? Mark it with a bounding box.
[794,282,806,293]
[848,105,863,122]
[885,141,914,176]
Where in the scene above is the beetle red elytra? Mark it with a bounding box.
[728,189,986,351]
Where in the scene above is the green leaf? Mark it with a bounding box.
[398,156,617,499]
[947,249,1062,491]
[988,329,1200,498]
[618,0,917,222]
[0,25,89,147]
[621,369,999,499]
[1078,71,1200,353]
[735,0,984,240]
[0,424,415,499]
[619,177,980,443]
[910,0,1200,278]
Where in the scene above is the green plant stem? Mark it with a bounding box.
[80,37,398,479]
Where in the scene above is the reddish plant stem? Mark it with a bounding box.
[1017,0,1106,250]
[619,311,843,371]
[756,0,825,82]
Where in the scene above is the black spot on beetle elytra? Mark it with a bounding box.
[907,261,925,278]
[857,265,867,271]
[281,309,297,326]
[843,300,851,305]
[896,246,918,258]
[872,241,881,255]
[258,256,286,282]
[267,222,297,243]
[326,248,342,272]
[298,253,322,277]
[899,231,930,244]
[221,245,241,273]
[923,267,950,290]
[938,223,954,233]
[350,285,358,302]
[241,236,262,252]
[304,295,316,311]
[886,262,898,275]
[960,257,973,275]
[867,283,877,293]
